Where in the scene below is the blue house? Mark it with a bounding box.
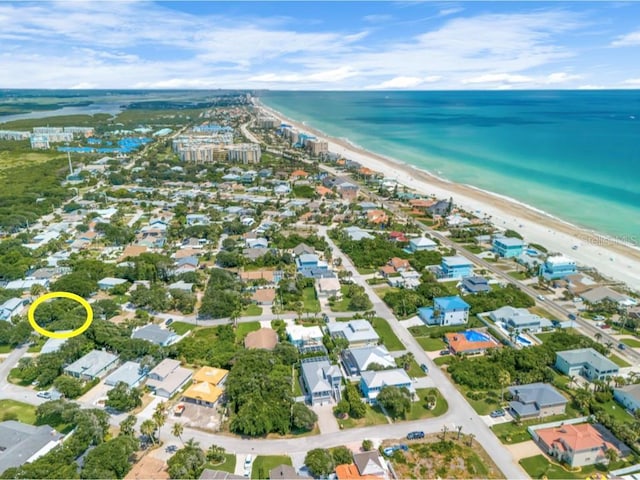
[407,236,437,253]
[493,236,525,258]
[439,256,473,279]
[418,296,470,326]
[360,369,414,404]
[296,253,319,270]
[539,255,577,280]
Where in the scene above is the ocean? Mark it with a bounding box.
[260,90,640,242]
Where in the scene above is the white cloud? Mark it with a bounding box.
[622,78,640,85]
[439,8,463,17]
[363,14,392,23]
[249,67,360,84]
[544,72,582,84]
[578,84,605,90]
[463,73,533,84]
[611,31,640,47]
[365,75,442,89]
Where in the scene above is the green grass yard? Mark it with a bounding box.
[371,317,405,351]
[609,353,631,367]
[404,388,448,420]
[241,304,263,317]
[302,287,321,313]
[235,321,261,342]
[519,455,602,479]
[338,405,388,429]
[251,456,292,479]
[416,336,446,351]
[621,337,640,348]
[205,454,237,474]
[0,400,36,424]
[170,321,197,335]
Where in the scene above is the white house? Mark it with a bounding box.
[0,298,26,321]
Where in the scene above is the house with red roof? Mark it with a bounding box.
[533,423,623,467]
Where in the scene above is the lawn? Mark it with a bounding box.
[329,286,353,312]
[251,455,292,479]
[441,280,460,295]
[399,358,426,378]
[458,386,503,415]
[338,405,389,429]
[416,336,446,351]
[621,337,640,348]
[609,353,631,367]
[356,267,377,275]
[519,455,602,479]
[530,306,554,319]
[508,271,528,280]
[0,344,12,354]
[205,454,236,474]
[599,399,633,422]
[433,356,455,366]
[0,400,36,424]
[404,388,448,420]
[170,321,197,335]
[236,321,261,342]
[302,287,320,313]
[241,304,263,316]
[371,317,405,351]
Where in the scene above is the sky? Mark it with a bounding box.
[1,1,640,90]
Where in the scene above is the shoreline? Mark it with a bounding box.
[256,99,640,291]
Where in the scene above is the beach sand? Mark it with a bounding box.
[257,101,640,291]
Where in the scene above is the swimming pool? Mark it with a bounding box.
[462,330,491,342]
[516,335,532,346]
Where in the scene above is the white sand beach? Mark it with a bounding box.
[257,101,640,291]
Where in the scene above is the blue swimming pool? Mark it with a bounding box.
[462,330,491,342]
[516,335,532,346]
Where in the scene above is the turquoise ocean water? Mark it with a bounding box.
[260,91,640,242]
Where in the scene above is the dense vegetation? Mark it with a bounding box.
[335,234,407,269]
[199,268,244,319]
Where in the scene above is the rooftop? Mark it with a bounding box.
[0,421,63,473]
[536,423,619,454]
[556,348,619,372]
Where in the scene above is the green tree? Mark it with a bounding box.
[172,422,184,445]
[304,448,335,477]
[119,415,137,436]
[53,375,84,399]
[362,439,373,451]
[80,435,138,479]
[167,439,206,480]
[377,386,412,419]
[206,444,226,464]
[140,419,157,444]
[291,402,318,431]
[331,446,353,465]
[106,382,143,412]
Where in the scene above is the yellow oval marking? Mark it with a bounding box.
[27,291,93,339]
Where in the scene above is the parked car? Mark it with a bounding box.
[165,445,178,453]
[36,391,51,399]
[618,343,627,350]
[407,431,425,440]
[244,454,252,467]
[420,364,429,373]
[439,350,450,356]
[490,409,505,418]
[165,318,174,326]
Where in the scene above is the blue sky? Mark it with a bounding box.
[1,1,639,89]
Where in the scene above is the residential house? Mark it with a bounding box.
[358,202,379,211]
[489,306,552,333]
[316,277,341,298]
[387,270,420,289]
[460,276,491,294]
[327,320,379,347]
[344,226,373,241]
[539,255,577,280]
[0,298,26,321]
[493,236,525,258]
[352,451,386,477]
[64,350,119,381]
[251,288,276,306]
[0,421,64,474]
[185,214,210,226]
[446,213,471,227]
[269,465,304,480]
[388,231,408,243]
[533,423,622,467]
[555,348,619,381]
[444,331,501,355]
[388,257,410,272]
[245,237,268,249]
[407,236,437,252]
[360,368,414,404]
[295,253,319,270]
[4,279,49,292]
[274,184,291,196]
[182,367,228,407]
[104,361,148,388]
[418,296,470,326]
[200,470,244,480]
[341,345,395,376]
[300,356,343,406]
[132,324,179,347]
[244,328,278,350]
[613,384,640,412]
[238,270,280,285]
[292,243,315,256]
[97,277,128,290]
[243,248,271,261]
[580,286,637,307]
[426,199,451,217]
[174,256,199,275]
[366,210,388,225]
[336,182,359,201]
[146,359,193,398]
[286,325,324,350]
[438,256,473,279]
[507,383,568,419]
[168,280,194,292]
[40,334,70,354]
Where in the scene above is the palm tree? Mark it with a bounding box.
[140,419,156,445]
[119,414,137,437]
[569,375,578,389]
[605,341,614,355]
[153,408,167,443]
[594,332,603,343]
[498,370,511,403]
[172,422,184,445]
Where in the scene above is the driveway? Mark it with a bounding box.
[506,440,539,461]
[312,404,340,434]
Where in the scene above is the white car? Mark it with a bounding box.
[244,454,253,468]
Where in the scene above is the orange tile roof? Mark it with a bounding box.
[358,167,375,176]
[389,257,410,270]
[119,245,148,260]
[290,169,308,178]
[335,464,378,480]
[409,199,436,208]
[445,331,501,354]
[536,423,619,454]
[316,186,333,196]
[379,265,396,275]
